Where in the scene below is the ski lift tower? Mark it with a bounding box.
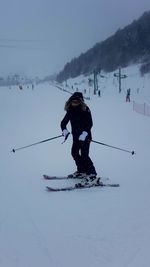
[114,67,127,93]
[93,68,101,95]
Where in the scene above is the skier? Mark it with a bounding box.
[61,92,99,186]
[98,90,101,97]
[126,88,131,102]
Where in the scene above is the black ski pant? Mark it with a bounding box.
[71,140,97,175]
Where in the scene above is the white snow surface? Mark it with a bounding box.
[0,65,150,267]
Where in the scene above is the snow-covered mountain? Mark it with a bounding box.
[0,64,150,267]
[56,10,150,82]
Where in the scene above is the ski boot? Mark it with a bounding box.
[75,174,101,188]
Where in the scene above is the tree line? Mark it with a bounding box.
[57,11,150,82]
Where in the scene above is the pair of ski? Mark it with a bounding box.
[43,175,120,192]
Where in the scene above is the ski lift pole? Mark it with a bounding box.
[11,134,63,153]
[92,140,135,155]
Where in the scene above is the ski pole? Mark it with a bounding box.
[11,134,63,153]
[92,140,135,155]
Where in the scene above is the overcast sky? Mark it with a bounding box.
[0,0,150,78]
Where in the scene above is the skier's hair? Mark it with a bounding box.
[64,97,87,111]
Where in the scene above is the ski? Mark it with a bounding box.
[46,182,119,192]
[43,174,75,180]
[43,174,109,181]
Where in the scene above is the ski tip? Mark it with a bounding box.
[109,183,120,187]
[46,186,56,192]
[99,182,120,187]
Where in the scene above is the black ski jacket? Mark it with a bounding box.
[61,106,93,141]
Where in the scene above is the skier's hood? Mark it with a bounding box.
[64,92,86,111]
[69,92,84,102]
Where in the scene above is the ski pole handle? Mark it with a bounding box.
[62,132,70,144]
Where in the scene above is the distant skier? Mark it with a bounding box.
[61,92,99,186]
[126,88,131,102]
[88,78,92,86]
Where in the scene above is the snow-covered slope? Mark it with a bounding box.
[0,65,150,267]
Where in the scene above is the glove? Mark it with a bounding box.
[79,131,88,141]
[62,129,69,138]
